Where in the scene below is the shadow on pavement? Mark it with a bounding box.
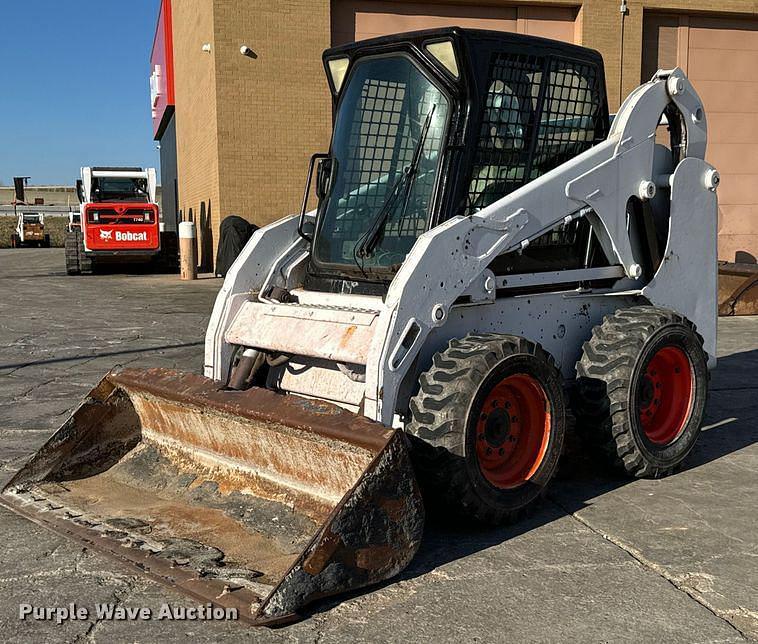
[0,341,204,371]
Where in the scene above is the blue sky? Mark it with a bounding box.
[0,1,161,186]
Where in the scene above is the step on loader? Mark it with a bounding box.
[2,28,719,625]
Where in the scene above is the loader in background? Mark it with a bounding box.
[11,212,50,247]
[1,28,719,624]
[65,166,178,274]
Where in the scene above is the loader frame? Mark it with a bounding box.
[206,30,717,428]
[206,75,717,426]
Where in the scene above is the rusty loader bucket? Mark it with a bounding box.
[0,368,424,625]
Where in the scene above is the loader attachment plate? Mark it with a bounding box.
[0,368,424,625]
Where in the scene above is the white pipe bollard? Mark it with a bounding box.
[179,221,197,281]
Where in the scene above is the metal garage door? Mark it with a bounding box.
[643,13,758,263]
[331,1,579,46]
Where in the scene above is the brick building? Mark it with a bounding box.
[151,0,758,270]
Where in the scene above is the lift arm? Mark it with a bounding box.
[366,68,719,424]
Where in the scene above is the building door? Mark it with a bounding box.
[331,1,580,47]
[643,13,758,263]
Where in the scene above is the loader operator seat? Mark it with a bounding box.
[468,71,534,214]
[467,61,601,216]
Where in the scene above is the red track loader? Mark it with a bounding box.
[65,166,177,274]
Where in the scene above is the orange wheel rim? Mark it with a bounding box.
[475,374,551,489]
[638,346,693,445]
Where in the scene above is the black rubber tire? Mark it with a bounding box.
[43,235,51,248]
[64,231,81,275]
[407,333,567,525]
[574,305,708,478]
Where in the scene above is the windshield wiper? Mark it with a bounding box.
[355,105,436,261]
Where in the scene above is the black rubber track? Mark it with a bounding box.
[406,333,566,525]
[573,305,709,478]
[76,229,94,274]
[64,231,80,275]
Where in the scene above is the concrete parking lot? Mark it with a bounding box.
[0,248,756,643]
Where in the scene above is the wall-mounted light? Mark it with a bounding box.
[201,43,212,53]
[240,45,257,58]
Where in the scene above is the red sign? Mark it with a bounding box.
[86,224,160,251]
[150,0,175,139]
[83,204,161,251]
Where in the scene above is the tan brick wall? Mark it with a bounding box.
[212,0,333,233]
[172,0,332,268]
[171,0,758,270]
[173,0,221,270]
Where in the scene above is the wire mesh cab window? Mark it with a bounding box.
[533,59,603,176]
[468,51,607,274]
[467,54,544,214]
[313,55,449,273]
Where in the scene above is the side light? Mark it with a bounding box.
[425,40,459,78]
[327,57,350,93]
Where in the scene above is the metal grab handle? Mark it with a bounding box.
[299,153,330,243]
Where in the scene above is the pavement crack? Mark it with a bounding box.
[74,576,140,642]
[12,377,58,401]
[551,497,751,641]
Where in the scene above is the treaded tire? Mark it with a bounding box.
[407,333,566,525]
[574,305,708,478]
[64,231,81,275]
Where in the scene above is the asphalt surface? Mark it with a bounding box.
[0,248,756,643]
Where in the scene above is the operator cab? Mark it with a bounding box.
[302,27,611,294]
[77,166,151,205]
[91,176,150,203]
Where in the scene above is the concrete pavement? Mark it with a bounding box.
[0,248,755,642]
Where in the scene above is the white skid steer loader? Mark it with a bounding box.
[2,28,718,625]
